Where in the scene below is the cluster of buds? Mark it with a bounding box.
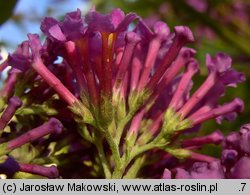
[0,8,247,178]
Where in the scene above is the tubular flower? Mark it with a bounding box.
[0,8,246,178]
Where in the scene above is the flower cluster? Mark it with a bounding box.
[0,8,247,178]
[222,124,250,178]
[163,124,250,179]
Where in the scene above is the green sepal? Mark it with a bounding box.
[137,128,154,146]
[164,148,191,159]
[112,91,126,123]
[177,118,193,131]
[162,108,192,137]
[70,100,94,126]
[162,108,179,133]
[78,124,93,143]
[98,95,114,129]
[125,132,137,156]
[116,97,126,122]
[128,90,151,114]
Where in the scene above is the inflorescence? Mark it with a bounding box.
[0,8,247,178]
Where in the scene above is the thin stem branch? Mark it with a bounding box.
[123,155,145,178]
[103,129,121,172]
[95,138,112,178]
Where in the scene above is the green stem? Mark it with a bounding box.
[95,139,112,178]
[115,110,135,145]
[123,155,145,178]
[115,90,152,145]
[129,144,155,160]
[112,143,155,178]
[112,161,126,179]
[104,129,121,169]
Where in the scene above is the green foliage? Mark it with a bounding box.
[10,144,39,163]
[16,104,58,116]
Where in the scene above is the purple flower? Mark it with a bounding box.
[181,130,224,148]
[0,95,63,178]
[168,161,225,179]
[219,124,250,178]
[41,9,85,42]
[180,53,244,125]
[186,0,208,13]
[239,124,250,154]
[230,157,250,179]
[7,41,31,72]
[85,8,137,33]
[224,124,250,154]
[18,163,59,179]
[189,161,225,179]
[7,117,63,150]
[0,157,20,178]
[164,160,225,179]
[0,96,22,130]
[221,149,238,166]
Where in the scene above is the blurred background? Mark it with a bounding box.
[0,0,250,137]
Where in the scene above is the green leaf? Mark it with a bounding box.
[14,172,46,179]
[78,124,93,143]
[0,98,5,112]
[0,142,9,156]
[16,104,58,116]
[10,144,39,163]
[54,145,70,156]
